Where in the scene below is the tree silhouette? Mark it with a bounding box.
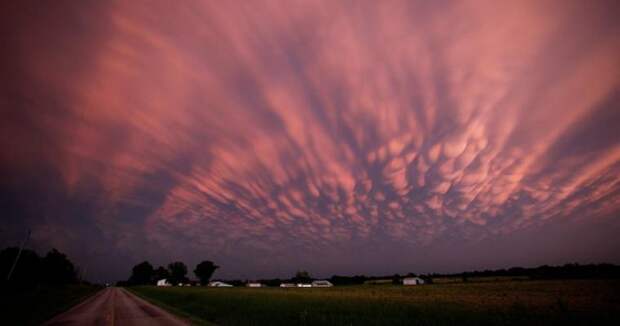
[128,261,154,285]
[168,261,188,285]
[42,248,77,284]
[194,261,219,285]
[153,266,170,283]
[293,270,311,283]
[0,247,41,285]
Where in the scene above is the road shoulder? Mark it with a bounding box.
[125,287,215,326]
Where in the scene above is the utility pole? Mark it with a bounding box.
[6,229,31,281]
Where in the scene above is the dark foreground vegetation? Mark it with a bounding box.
[1,284,100,325]
[0,246,100,325]
[131,279,620,326]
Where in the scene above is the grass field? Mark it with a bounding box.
[0,284,100,325]
[130,279,620,325]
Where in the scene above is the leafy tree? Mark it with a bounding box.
[153,266,170,283]
[168,261,188,285]
[293,270,311,283]
[128,261,154,285]
[0,247,41,285]
[194,261,219,285]
[42,248,77,284]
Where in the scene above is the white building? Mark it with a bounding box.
[403,277,425,285]
[311,280,333,287]
[209,281,233,287]
[297,283,312,288]
[280,283,296,288]
[156,279,172,287]
[246,282,263,287]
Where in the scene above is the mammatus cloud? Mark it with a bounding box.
[2,0,620,279]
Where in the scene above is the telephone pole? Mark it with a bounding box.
[6,229,31,281]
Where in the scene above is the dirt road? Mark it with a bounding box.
[43,287,189,326]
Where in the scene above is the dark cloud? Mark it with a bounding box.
[1,0,620,282]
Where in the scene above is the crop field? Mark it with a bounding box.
[130,279,620,325]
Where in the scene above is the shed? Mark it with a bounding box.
[403,277,425,285]
[156,279,171,287]
[311,280,334,287]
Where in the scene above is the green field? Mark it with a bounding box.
[0,284,101,326]
[130,279,620,325]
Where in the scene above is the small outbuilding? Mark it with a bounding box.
[280,283,296,288]
[311,280,333,287]
[297,283,312,288]
[156,279,172,287]
[209,281,233,287]
[403,277,425,285]
[246,282,264,287]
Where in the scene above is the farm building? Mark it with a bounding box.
[209,281,233,287]
[156,279,171,287]
[280,283,296,287]
[403,277,425,285]
[311,280,333,287]
[246,282,264,287]
[297,283,312,288]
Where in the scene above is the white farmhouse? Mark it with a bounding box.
[311,280,333,287]
[156,279,172,287]
[403,277,425,285]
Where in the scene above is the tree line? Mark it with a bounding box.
[217,263,620,286]
[119,260,219,286]
[0,247,78,287]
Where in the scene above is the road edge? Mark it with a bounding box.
[125,287,216,326]
[42,286,105,325]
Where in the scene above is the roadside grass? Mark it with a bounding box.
[130,279,620,325]
[0,283,101,325]
[127,287,216,326]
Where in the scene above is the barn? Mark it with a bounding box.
[156,279,171,287]
[311,280,334,287]
[403,277,425,285]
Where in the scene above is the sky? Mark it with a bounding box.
[1,0,620,283]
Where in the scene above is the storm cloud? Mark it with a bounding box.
[1,0,620,282]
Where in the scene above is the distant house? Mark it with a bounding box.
[280,283,296,288]
[246,282,264,287]
[156,279,171,287]
[311,280,333,287]
[209,281,233,287]
[403,277,425,285]
[297,283,312,288]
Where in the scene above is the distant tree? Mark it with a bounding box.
[129,261,154,285]
[42,248,77,284]
[153,266,170,283]
[293,270,311,283]
[194,261,219,285]
[168,261,188,285]
[0,247,41,285]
